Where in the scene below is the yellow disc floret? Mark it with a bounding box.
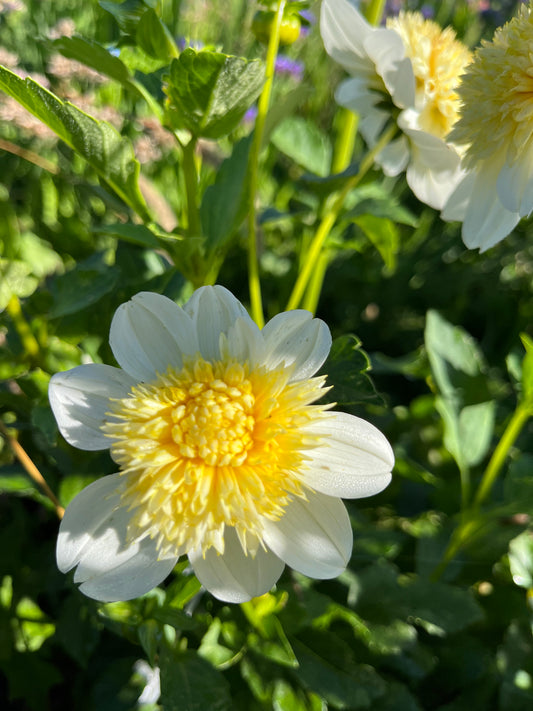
[387,11,472,139]
[449,4,533,168]
[103,356,331,559]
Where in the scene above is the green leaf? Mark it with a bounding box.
[508,530,533,589]
[159,648,233,711]
[292,633,386,709]
[425,311,495,471]
[504,454,533,508]
[200,134,252,250]
[0,259,38,309]
[96,222,161,248]
[53,36,163,118]
[0,65,151,221]
[425,310,488,402]
[352,214,400,272]
[136,9,178,60]
[320,335,383,407]
[270,116,332,177]
[166,49,264,139]
[99,0,155,34]
[48,256,120,318]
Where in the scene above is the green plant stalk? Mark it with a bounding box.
[364,0,387,25]
[331,109,358,175]
[473,402,532,508]
[182,138,201,238]
[286,123,397,311]
[247,0,287,328]
[302,250,330,314]
[433,400,532,579]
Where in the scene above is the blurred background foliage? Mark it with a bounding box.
[1,0,533,709]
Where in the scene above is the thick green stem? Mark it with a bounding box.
[331,109,358,175]
[473,403,531,508]
[286,123,397,311]
[247,0,286,328]
[182,138,201,237]
[364,0,386,25]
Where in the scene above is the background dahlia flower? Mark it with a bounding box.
[442,3,533,250]
[49,286,394,603]
[320,0,471,210]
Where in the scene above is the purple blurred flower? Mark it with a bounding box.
[243,105,258,125]
[275,55,304,80]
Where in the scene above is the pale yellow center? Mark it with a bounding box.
[387,11,472,139]
[103,357,330,558]
[449,4,533,168]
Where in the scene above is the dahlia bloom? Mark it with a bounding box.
[320,0,471,210]
[442,3,533,251]
[50,287,394,603]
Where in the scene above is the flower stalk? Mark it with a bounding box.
[286,123,398,312]
[247,0,287,328]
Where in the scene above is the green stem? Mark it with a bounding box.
[286,123,397,311]
[247,0,286,328]
[331,109,358,175]
[182,138,201,237]
[433,401,532,580]
[302,250,330,314]
[364,0,386,25]
[473,403,532,508]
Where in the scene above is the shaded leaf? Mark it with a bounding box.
[166,49,264,139]
[159,648,232,711]
[0,65,150,220]
[271,116,332,177]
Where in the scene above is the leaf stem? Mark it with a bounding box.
[247,0,287,328]
[285,123,397,311]
[0,420,64,519]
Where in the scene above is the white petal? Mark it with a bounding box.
[263,492,352,579]
[49,364,136,450]
[364,29,415,108]
[184,285,254,361]
[222,317,264,366]
[261,310,331,381]
[462,166,520,251]
[75,533,177,603]
[320,0,374,75]
[110,292,198,382]
[497,156,533,217]
[300,411,394,498]
[377,136,410,177]
[57,473,177,601]
[189,528,285,603]
[57,473,126,572]
[335,77,381,116]
[441,172,476,222]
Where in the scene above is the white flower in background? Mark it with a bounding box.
[50,287,394,604]
[320,0,472,210]
[442,3,533,251]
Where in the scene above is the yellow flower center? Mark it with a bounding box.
[103,356,330,558]
[449,4,533,168]
[387,11,472,139]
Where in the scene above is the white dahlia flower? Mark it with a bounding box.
[320,0,471,210]
[442,3,533,251]
[49,286,394,603]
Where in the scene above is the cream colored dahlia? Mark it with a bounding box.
[442,3,533,250]
[50,287,394,603]
[321,0,471,210]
